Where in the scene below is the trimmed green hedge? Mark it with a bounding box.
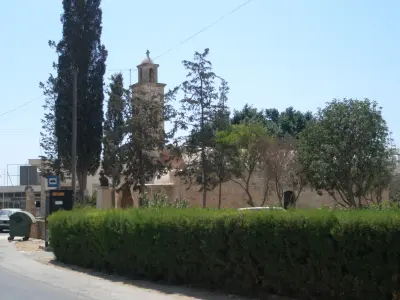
[49,208,400,300]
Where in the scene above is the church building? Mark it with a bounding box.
[115,51,390,209]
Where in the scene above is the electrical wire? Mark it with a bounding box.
[107,0,255,72]
[154,0,254,61]
[0,95,42,118]
[0,0,255,117]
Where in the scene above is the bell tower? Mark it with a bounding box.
[137,50,160,84]
[131,50,166,131]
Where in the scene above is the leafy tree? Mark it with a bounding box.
[277,107,314,137]
[39,73,63,178]
[264,136,307,206]
[102,73,125,193]
[40,0,107,202]
[298,98,394,207]
[212,78,231,209]
[231,104,269,126]
[216,123,272,207]
[173,48,222,208]
[122,87,171,206]
[232,105,314,137]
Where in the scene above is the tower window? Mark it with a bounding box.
[139,68,143,82]
[149,68,154,83]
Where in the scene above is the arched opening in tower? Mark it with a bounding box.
[149,68,154,83]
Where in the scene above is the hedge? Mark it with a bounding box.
[48,208,400,300]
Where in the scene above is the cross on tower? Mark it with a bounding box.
[146,50,150,59]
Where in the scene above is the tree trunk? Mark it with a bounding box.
[261,188,268,207]
[202,186,207,209]
[77,170,87,205]
[245,188,254,207]
[218,181,222,209]
[138,150,145,207]
[111,181,116,208]
[139,178,145,207]
[201,147,207,208]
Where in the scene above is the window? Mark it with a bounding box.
[149,68,154,83]
[0,209,14,217]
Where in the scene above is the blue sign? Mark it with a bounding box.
[47,175,59,188]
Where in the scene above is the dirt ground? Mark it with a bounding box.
[14,238,45,253]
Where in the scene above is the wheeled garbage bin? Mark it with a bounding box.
[8,211,36,241]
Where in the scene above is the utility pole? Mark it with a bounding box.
[71,69,78,206]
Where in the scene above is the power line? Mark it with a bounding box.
[154,0,255,61]
[107,0,255,72]
[0,129,31,131]
[0,1,255,117]
[0,95,42,118]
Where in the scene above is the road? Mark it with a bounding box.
[0,260,85,299]
[0,233,85,299]
[0,233,245,300]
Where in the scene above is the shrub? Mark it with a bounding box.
[48,208,400,300]
[141,191,190,208]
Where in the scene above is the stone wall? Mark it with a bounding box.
[169,174,389,209]
[30,218,46,240]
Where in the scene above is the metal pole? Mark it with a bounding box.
[1,170,3,208]
[71,69,78,206]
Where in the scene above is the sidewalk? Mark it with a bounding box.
[2,237,254,300]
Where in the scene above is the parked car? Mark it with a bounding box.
[0,208,22,232]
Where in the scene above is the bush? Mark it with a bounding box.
[141,191,190,208]
[48,208,400,300]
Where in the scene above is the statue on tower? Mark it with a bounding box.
[99,170,109,187]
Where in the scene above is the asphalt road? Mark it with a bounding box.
[0,261,85,299]
[0,232,84,299]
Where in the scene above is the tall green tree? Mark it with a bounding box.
[102,73,125,193]
[122,87,174,206]
[298,98,394,207]
[40,0,107,201]
[174,48,222,208]
[39,73,62,178]
[212,78,231,209]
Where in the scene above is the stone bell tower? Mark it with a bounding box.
[131,50,166,132]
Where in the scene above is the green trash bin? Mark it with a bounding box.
[8,211,36,241]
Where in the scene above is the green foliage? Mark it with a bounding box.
[231,105,314,138]
[173,48,228,208]
[216,123,272,206]
[49,208,400,300]
[122,87,169,202]
[141,191,190,208]
[298,98,394,207]
[264,137,307,206]
[102,73,125,188]
[365,200,400,211]
[39,73,62,177]
[40,0,107,200]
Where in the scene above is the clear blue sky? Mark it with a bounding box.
[0,0,399,184]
